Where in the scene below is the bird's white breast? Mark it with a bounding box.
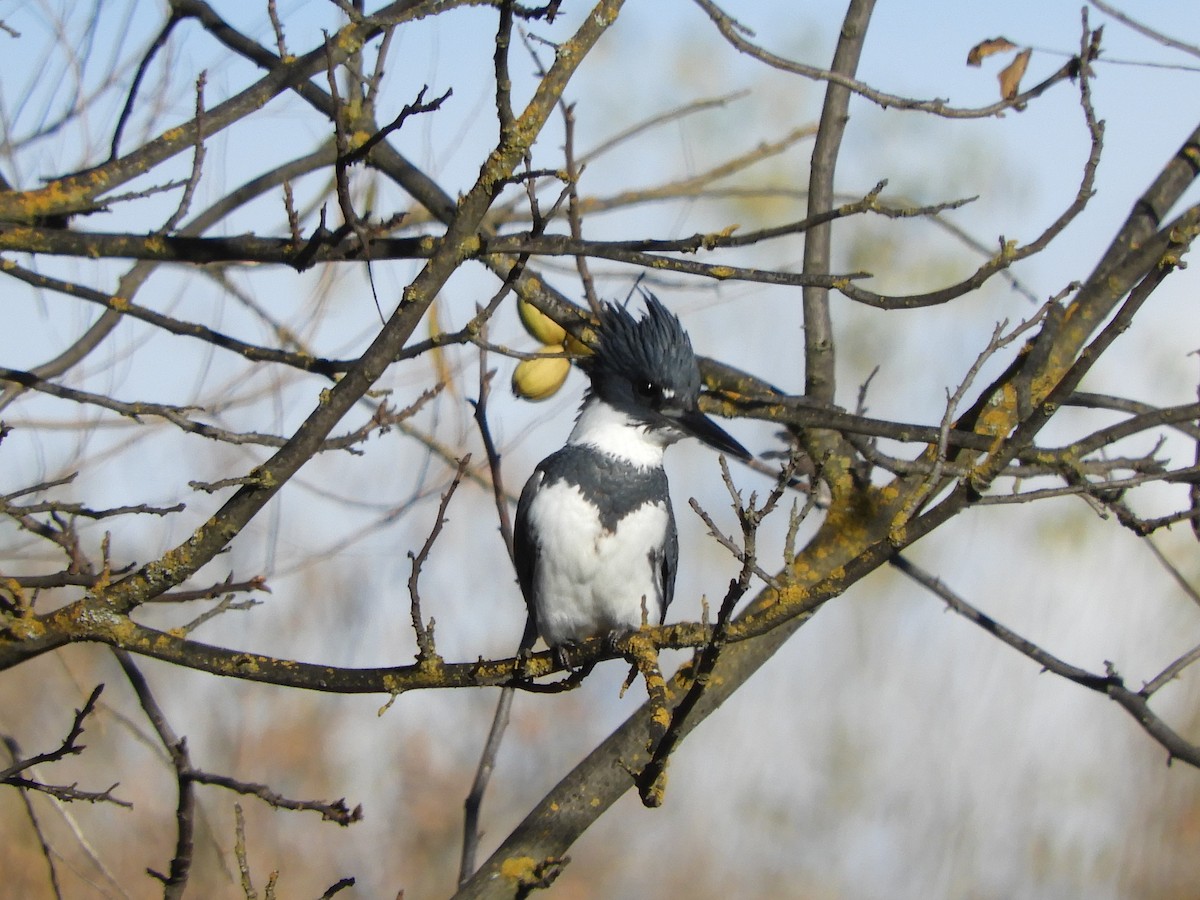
[525,477,669,647]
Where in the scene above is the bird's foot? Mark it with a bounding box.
[552,640,583,670]
[513,644,536,681]
[604,627,637,655]
[550,630,637,672]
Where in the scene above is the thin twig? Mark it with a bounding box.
[113,651,195,898]
[695,0,1098,119]
[458,158,531,883]
[234,803,256,900]
[2,737,64,900]
[266,0,288,59]
[1142,640,1200,697]
[0,685,105,781]
[158,71,209,234]
[562,102,599,313]
[459,687,515,885]
[109,12,183,161]
[1088,0,1200,60]
[637,456,796,805]
[1192,355,1200,542]
[190,770,362,825]
[891,553,1200,768]
[407,455,472,661]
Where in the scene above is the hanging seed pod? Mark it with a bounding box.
[517,297,567,345]
[512,349,571,401]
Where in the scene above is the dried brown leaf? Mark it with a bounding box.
[998,48,1033,100]
[966,36,1017,67]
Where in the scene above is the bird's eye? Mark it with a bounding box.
[634,380,659,401]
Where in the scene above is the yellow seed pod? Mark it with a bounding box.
[517,297,567,345]
[512,350,571,401]
[564,331,592,358]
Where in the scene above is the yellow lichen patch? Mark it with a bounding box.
[5,616,44,639]
[788,558,820,585]
[379,674,403,695]
[332,28,365,55]
[651,705,671,731]
[1168,220,1199,244]
[975,383,1018,436]
[102,613,141,645]
[707,266,736,279]
[877,481,903,506]
[231,654,262,674]
[775,583,810,607]
[248,467,278,489]
[0,226,35,250]
[500,857,540,883]
[2,577,28,608]
[458,234,482,257]
[2,180,94,221]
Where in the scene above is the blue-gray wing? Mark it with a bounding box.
[658,503,678,623]
[513,465,544,645]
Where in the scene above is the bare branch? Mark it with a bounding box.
[408,455,472,662]
[0,685,105,781]
[2,736,64,899]
[158,71,209,234]
[695,0,1099,119]
[891,553,1200,768]
[114,652,194,897]
[191,770,362,826]
[1089,0,1200,59]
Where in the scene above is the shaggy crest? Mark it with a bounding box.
[584,293,702,407]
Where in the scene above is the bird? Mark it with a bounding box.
[513,293,750,664]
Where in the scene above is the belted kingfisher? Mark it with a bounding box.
[514,294,750,661]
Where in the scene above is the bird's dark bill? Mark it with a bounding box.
[674,408,751,460]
